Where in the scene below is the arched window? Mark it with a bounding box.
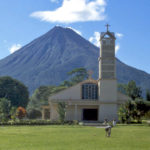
[82,83,98,100]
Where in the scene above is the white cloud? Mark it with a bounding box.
[9,44,22,54]
[31,0,106,23]
[115,44,120,53]
[89,31,100,47]
[66,27,82,35]
[115,33,123,39]
[115,33,123,53]
[50,0,59,3]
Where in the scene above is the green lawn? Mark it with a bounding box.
[0,125,149,150]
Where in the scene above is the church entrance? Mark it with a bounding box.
[83,109,98,121]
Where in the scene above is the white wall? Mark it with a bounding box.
[98,104,118,122]
[50,84,81,100]
[99,79,117,102]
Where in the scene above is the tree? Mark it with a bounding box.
[60,68,88,87]
[118,105,129,123]
[0,76,29,107]
[146,89,150,101]
[30,86,55,107]
[60,80,73,87]
[67,68,88,85]
[16,107,26,120]
[10,107,17,121]
[118,99,150,123]
[145,110,150,119]
[126,80,142,100]
[57,102,66,123]
[0,98,11,122]
[132,99,149,123]
[27,85,67,118]
[118,100,134,123]
[118,83,127,95]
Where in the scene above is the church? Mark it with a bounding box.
[42,25,129,122]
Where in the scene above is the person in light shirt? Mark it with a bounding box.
[112,119,116,127]
[105,123,112,137]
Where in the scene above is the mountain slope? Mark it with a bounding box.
[0,26,150,95]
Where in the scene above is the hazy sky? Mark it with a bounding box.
[0,0,150,73]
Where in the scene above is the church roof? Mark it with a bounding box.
[80,78,98,84]
[100,31,116,41]
[49,79,98,101]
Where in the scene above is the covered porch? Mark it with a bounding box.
[44,99,100,121]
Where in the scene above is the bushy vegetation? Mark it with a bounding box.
[0,119,79,126]
[61,68,88,87]
[16,107,26,120]
[0,76,29,122]
[57,102,66,123]
[0,98,27,123]
[0,119,54,126]
[118,99,150,123]
[0,98,11,122]
[118,80,150,123]
[26,85,67,115]
[0,76,29,107]
[118,80,142,100]
[146,89,150,101]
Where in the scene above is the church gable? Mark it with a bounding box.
[49,79,98,101]
[49,83,81,100]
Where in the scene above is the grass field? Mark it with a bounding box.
[0,125,149,150]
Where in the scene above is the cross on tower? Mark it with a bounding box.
[105,24,110,32]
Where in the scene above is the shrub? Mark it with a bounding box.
[73,120,78,125]
[16,107,26,120]
[118,99,150,123]
[118,100,133,123]
[57,102,66,123]
[0,98,11,122]
[145,111,150,119]
[10,107,17,121]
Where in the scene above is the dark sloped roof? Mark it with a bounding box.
[100,31,116,40]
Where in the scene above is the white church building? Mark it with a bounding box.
[42,25,129,122]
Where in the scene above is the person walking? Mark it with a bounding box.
[112,119,116,127]
[105,123,112,137]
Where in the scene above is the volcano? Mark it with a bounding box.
[0,26,149,94]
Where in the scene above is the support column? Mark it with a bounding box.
[49,107,51,120]
[74,104,78,120]
[42,109,45,120]
[50,102,53,121]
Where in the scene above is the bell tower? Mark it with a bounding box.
[98,24,118,121]
[99,24,116,81]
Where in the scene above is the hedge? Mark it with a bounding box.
[0,120,78,126]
